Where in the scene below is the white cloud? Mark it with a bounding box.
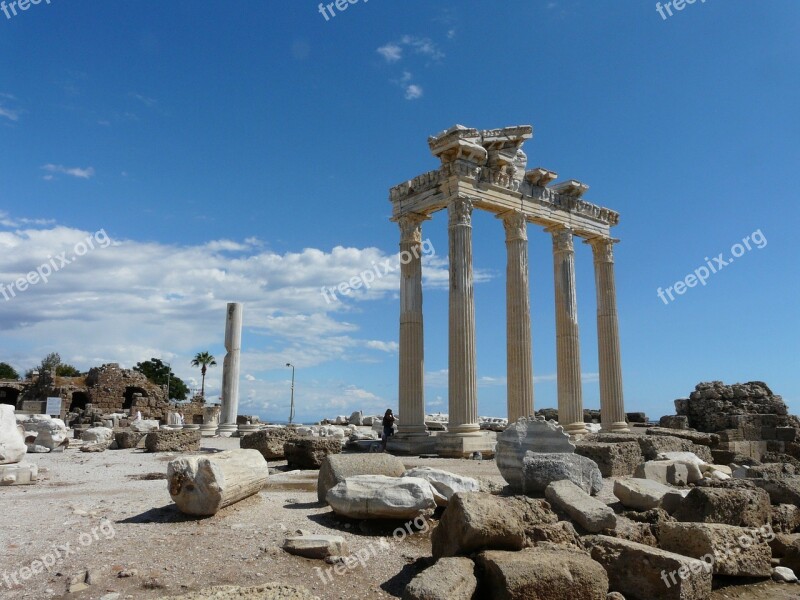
[0,105,19,122]
[404,84,423,100]
[377,44,403,63]
[41,164,95,180]
[399,36,445,62]
[366,340,399,353]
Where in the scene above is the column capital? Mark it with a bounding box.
[585,236,620,264]
[499,210,528,242]
[396,212,429,243]
[448,196,474,228]
[545,224,575,253]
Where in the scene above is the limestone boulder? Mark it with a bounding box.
[82,427,114,447]
[115,431,146,449]
[545,480,616,533]
[285,438,341,470]
[772,566,798,583]
[0,462,38,485]
[326,475,436,520]
[634,460,690,486]
[588,535,712,600]
[240,428,301,460]
[751,476,800,506]
[130,419,160,432]
[155,583,315,600]
[476,547,609,600]
[402,557,477,600]
[613,478,686,512]
[575,441,642,477]
[496,416,574,490]
[282,535,346,559]
[402,467,480,506]
[673,487,771,527]
[0,405,27,464]
[146,429,201,453]
[638,435,713,462]
[659,522,772,577]
[656,451,706,483]
[24,417,69,452]
[432,492,526,559]
[317,453,406,503]
[519,452,602,496]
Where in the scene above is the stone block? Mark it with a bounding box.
[284,438,341,470]
[659,522,772,576]
[0,405,26,464]
[772,504,800,533]
[751,476,800,505]
[317,453,406,503]
[436,432,495,459]
[326,475,436,520]
[716,441,768,461]
[402,467,480,506]
[574,441,642,477]
[431,492,526,559]
[646,428,718,447]
[634,461,689,486]
[545,480,616,533]
[145,430,201,453]
[114,431,146,449]
[496,417,574,490]
[673,487,771,527]
[403,557,477,600]
[613,478,685,513]
[659,416,689,430]
[0,462,38,485]
[282,535,346,559]
[240,428,301,460]
[626,412,647,424]
[638,436,713,462]
[588,535,712,600]
[776,427,797,442]
[522,452,602,496]
[475,547,608,600]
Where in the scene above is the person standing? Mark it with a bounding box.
[381,409,395,451]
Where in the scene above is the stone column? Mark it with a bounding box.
[547,226,587,437]
[396,213,428,438]
[447,196,479,435]
[588,237,629,432]
[217,302,243,437]
[501,211,534,423]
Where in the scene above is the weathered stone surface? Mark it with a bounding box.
[502,496,559,544]
[114,431,146,449]
[317,453,406,503]
[522,452,602,496]
[607,517,658,547]
[0,462,38,485]
[475,547,608,600]
[638,436,713,462]
[673,487,771,527]
[0,405,26,464]
[23,417,69,451]
[432,492,526,559]
[496,417,574,491]
[545,480,616,533]
[588,535,712,600]
[772,566,798,583]
[613,478,685,512]
[646,428,718,447]
[83,426,114,446]
[527,520,582,548]
[284,438,341,470]
[240,428,301,460]
[772,504,800,533]
[782,538,800,574]
[683,381,788,433]
[168,449,269,516]
[634,461,689,486]
[575,441,642,477]
[655,452,707,483]
[402,557,477,600]
[326,475,436,520]
[659,416,689,430]
[659,522,772,576]
[146,429,201,453]
[751,476,800,506]
[130,419,160,432]
[281,535,346,559]
[403,467,480,506]
[769,533,800,558]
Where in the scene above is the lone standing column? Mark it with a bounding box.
[502,211,534,423]
[447,196,480,435]
[548,226,587,437]
[396,213,429,439]
[217,302,243,437]
[588,237,629,432]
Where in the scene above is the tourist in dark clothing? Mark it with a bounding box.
[382,409,395,451]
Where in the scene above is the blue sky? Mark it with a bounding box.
[1,0,798,423]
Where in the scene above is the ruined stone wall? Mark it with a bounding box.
[676,381,790,432]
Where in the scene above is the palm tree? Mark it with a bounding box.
[191,352,217,399]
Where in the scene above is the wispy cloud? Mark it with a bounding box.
[377,43,403,63]
[131,93,157,108]
[41,164,96,180]
[394,71,423,101]
[0,106,19,122]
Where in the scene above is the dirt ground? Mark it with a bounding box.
[0,437,797,599]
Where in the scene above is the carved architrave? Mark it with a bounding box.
[448,196,473,228]
[502,211,528,242]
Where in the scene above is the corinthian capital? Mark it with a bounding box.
[397,213,427,243]
[587,237,618,264]
[547,225,575,253]
[501,211,528,242]
[448,196,473,228]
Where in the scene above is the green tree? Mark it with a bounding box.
[191,352,216,399]
[56,364,82,377]
[134,358,189,400]
[0,362,20,380]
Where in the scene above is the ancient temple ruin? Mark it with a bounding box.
[390,124,628,456]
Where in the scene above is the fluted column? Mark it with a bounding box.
[588,237,629,432]
[547,226,587,436]
[218,302,243,437]
[397,213,428,436]
[502,211,534,422]
[448,196,479,434]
